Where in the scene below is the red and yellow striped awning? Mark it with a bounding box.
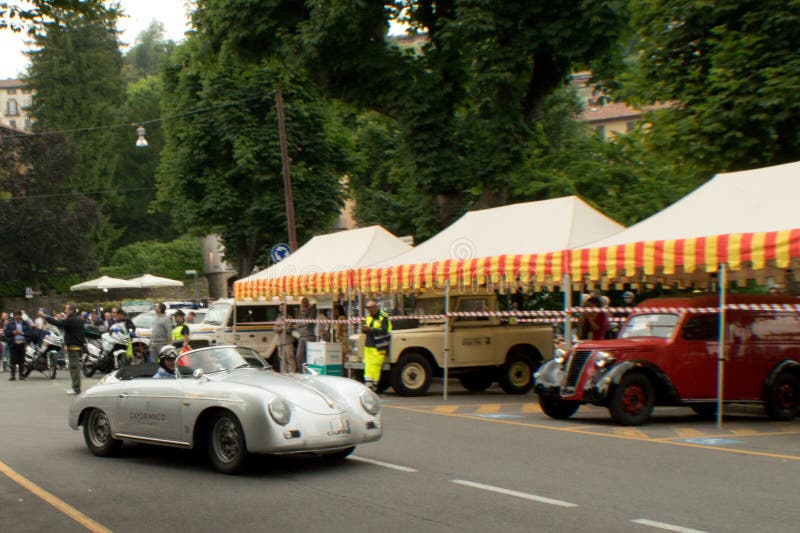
[233,228,800,299]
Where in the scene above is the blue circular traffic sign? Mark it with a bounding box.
[270,243,292,263]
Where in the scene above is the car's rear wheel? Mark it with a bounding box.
[538,394,580,419]
[207,411,248,474]
[498,350,537,394]
[459,372,493,392]
[608,372,654,426]
[765,373,799,421]
[83,408,122,457]
[390,352,432,396]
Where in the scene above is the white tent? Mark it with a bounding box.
[128,274,184,288]
[239,225,413,283]
[379,196,624,266]
[70,276,139,291]
[585,161,800,248]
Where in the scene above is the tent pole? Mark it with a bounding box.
[443,280,451,401]
[563,274,572,351]
[716,264,727,429]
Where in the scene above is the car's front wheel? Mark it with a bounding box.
[538,394,580,419]
[608,372,655,426]
[47,350,58,379]
[390,352,432,396]
[83,408,122,457]
[207,411,248,474]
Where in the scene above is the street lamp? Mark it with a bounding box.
[135,125,148,148]
[185,270,198,301]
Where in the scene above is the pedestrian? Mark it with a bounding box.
[579,296,609,341]
[274,303,296,373]
[0,311,9,372]
[171,309,191,352]
[4,310,31,381]
[362,300,392,392]
[149,303,171,364]
[40,304,85,394]
[187,311,196,324]
[295,297,317,370]
[333,303,351,362]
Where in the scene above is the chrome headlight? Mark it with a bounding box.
[360,389,380,416]
[553,348,567,365]
[268,398,292,425]
[594,351,616,368]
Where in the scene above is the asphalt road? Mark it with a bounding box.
[1,370,799,533]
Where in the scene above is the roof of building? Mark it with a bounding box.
[0,79,28,89]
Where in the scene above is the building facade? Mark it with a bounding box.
[0,79,33,132]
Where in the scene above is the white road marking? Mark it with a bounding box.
[450,479,578,508]
[349,456,418,472]
[631,518,708,533]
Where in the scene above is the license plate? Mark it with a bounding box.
[328,416,351,436]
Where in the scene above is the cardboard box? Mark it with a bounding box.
[306,342,343,376]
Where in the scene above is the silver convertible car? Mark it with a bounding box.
[68,345,382,474]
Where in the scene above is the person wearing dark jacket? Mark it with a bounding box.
[4,310,32,381]
[40,305,86,394]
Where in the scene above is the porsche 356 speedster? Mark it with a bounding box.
[68,345,383,473]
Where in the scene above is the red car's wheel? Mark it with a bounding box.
[608,373,654,426]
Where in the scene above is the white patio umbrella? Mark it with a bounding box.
[70,275,140,291]
[128,274,184,288]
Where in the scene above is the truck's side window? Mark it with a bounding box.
[236,306,269,324]
[682,315,719,341]
[455,298,490,322]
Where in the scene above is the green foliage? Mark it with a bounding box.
[0,133,100,289]
[100,236,203,280]
[121,20,176,83]
[157,34,347,275]
[26,6,127,262]
[621,0,800,174]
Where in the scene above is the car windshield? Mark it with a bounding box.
[133,311,155,328]
[203,303,230,325]
[176,346,267,376]
[619,313,680,339]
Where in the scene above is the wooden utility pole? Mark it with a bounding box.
[275,89,298,252]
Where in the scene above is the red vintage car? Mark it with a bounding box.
[534,294,800,425]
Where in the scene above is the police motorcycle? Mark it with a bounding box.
[82,323,131,377]
[20,327,65,380]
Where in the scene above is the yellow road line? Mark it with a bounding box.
[384,405,800,462]
[474,404,501,414]
[521,403,541,414]
[612,427,649,439]
[672,428,706,439]
[654,428,800,442]
[0,459,112,533]
[433,405,460,414]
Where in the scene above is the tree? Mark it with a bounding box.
[621,0,800,175]
[100,236,203,281]
[157,41,347,276]
[26,6,127,261]
[122,20,176,83]
[0,131,99,290]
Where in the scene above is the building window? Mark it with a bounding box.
[22,88,32,94]
[9,119,16,128]
[595,125,606,139]
[7,88,16,95]
[24,119,32,130]
[6,99,19,116]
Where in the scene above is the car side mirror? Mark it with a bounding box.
[193,368,205,379]
[302,363,319,375]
